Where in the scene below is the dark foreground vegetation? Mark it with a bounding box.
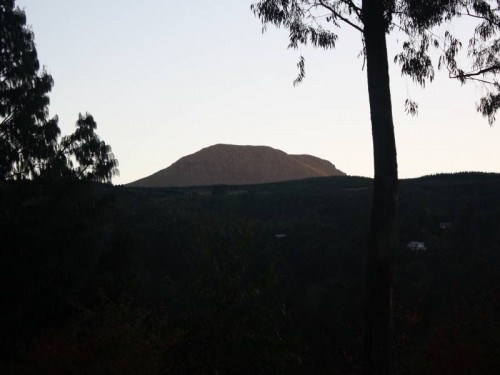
[1,173,500,374]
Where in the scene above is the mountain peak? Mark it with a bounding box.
[128,144,345,187]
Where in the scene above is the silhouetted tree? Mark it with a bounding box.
[0,0,59,179]
[251,1,500,373]
[0,0,117,182]
[48,113,119,183]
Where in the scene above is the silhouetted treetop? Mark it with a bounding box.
[0,0,59,179]
[55,113,119,183]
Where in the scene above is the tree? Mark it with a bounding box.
[0,0,59,179]
[48,113,119,183]
[251,1,500,373]
[0,0,117,182]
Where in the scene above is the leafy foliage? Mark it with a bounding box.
[0,0,59,179]
[50,113,119,183]
[252,1,500,122]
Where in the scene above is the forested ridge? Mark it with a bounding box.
[2,173,500,374]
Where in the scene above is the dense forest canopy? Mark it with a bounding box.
[2,173,500,374]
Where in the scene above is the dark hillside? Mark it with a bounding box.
[2,173,500,374]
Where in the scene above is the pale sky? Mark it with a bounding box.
[16,0,500,184]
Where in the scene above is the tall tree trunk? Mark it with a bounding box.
[362,1,398,374]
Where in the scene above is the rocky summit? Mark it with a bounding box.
[128,144,346,187]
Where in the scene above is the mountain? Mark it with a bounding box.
[128,144,346,187]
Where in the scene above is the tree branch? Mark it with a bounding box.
[461,3,500,29]
[459,11,500,28]
[339,0,361,18]
[0,111,16,131]
[451,64,500,79]
[315,0,364,32]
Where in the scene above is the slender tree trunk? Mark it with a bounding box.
[362,1,398,374]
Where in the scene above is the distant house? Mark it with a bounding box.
[407,241,426,251]
[439,222,452,230]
